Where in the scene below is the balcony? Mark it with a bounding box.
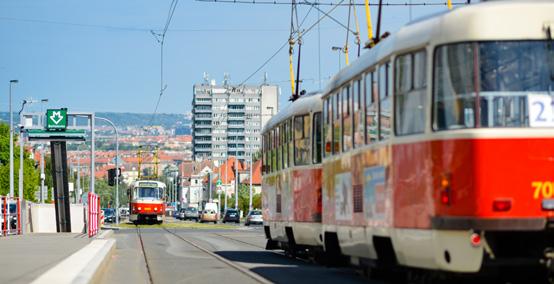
[194,132,211,137]
[194,124,212,128]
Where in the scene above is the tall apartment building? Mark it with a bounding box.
[192,76,279,162]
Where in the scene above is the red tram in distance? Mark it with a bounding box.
[129,180,166,224]
[262,0,554,279]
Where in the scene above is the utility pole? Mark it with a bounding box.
[95,116,118,223]
[208,172,212,201]
[234,157,238,210]
[249,150,253,212]
[76,151,80,203]
[224,155,228,212]
[40,147,45,203]
[9,79,18,198]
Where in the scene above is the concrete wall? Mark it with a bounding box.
[30,203,86,233]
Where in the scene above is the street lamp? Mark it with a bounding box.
[9,80,18,198]
[331,46,343,71]
[95,117,119,224]
[18,98,48,199]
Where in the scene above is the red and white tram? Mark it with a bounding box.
[263,0,554,278]
[261,92,324,255]
[129,180,166,224]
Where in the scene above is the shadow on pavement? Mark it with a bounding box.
[215,250,299,266]
[214,250,369,284]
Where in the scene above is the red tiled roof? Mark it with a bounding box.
[241,160,262,185]
[211,157,245,184]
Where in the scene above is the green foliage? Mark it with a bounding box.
[226,184,261,215]
[88,179,129,209]
[0,123,40,201]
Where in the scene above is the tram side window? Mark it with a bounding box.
[365,71,378,143]
[395,51,427,136]
[342,85,353,152]
[288,119,294,166]
[323,98,332,157]
[353,78,364,148]
[282,123,288,169]
[333,93,341,153]
[262,134,267,174]
[270,129,276,173]
[379,62,392,140]
[294,114,311,165]
[312,112,322,164]
[276,126,281,171]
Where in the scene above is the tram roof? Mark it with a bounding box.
[323,0,554,97]
[262,92,323,133]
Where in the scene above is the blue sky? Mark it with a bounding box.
[0,0,453,114]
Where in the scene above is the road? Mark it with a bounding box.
[100,221,371,284]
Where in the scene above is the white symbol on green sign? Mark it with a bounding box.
[216,179,222,186]
[46,109,67,130]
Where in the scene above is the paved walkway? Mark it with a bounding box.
[0,233,90,284]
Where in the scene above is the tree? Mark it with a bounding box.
[226,184,262,215]
[0,123,40,201]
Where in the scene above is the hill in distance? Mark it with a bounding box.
[0,112,191,129]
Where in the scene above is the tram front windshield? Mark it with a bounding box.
[433,40,554,130]
[136,187,162,199]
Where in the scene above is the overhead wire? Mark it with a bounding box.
[237,0,462,86]
[0,17,333,32]
[239,0,346,86]
[195,0,468,6]
[149,0,179,127]
[344,0,352,66]
[352,1,362,57]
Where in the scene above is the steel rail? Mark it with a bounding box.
[162,227,272,284]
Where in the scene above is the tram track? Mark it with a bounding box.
[135,226,154,284]
[212,232,313,264]
[161,227,272,284]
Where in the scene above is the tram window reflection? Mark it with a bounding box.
[395,50,427,136]
[137,187,162,199]
[365,72,378,143]
[379,62,392,140]
[433,41,552,131]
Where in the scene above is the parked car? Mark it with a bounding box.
[103,208,116,223]
[200,209,218,224]
[182,207,199,221]
[222,209,240,224]
[245,210,263,226]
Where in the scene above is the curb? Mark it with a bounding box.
[31,235,115,284]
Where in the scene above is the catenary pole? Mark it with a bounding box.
[95,117,118,224]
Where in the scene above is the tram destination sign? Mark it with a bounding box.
[46,108,68,131]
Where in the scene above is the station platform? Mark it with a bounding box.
[0,231,114,284]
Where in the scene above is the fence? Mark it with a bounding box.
[1,196,21,236]
[88,192,100,237]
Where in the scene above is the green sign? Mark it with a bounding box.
[46,108,67,131]
[216,179,222,186]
